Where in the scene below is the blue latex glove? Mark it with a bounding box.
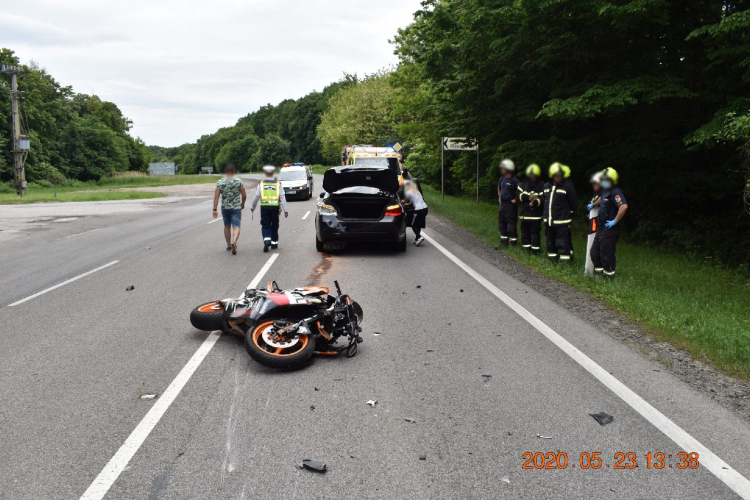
[586,203,594,212]
[605,219,617,229]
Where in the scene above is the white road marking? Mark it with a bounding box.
[79,254,279,500]
[62,228,100,239]
[421,232,750,499]
[202,199,213,204]
[7,261,119,307]
[248,253,278,289]
[208,218,222,224]
[302,210,310,220]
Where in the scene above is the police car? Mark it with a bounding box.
[279,163,314,200]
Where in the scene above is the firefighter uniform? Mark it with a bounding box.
[543,168,577,261]
[498,175,520,246]
[590,186,627,277]
[517,176,544,254]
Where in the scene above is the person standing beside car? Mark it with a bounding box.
[497,159,519,247]
[402,180,428,246]
[213,163,246,255]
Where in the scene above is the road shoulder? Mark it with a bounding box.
[427,212,750,423]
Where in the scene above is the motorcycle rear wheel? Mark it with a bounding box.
[245,320,315,369]
[190,301,224,331]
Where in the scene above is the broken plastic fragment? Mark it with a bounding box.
[297,460,327,473]
[589,412,614,426]
[536,434,553,439]
[310,405,315,411]
[140,394,157,400]
[374,331,381,336]
[405,417,416,423]
[500,476,510,484]
[419,454,427,461]
[416,285,421,288]
[366,400,377,407]
[460,289,464,292]
[427,348,434,352]
[126,285,135,291]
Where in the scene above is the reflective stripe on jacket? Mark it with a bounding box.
[542,180,577,226]
[518,179,545,220]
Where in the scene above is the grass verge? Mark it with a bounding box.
[422,185,750,379]
[0,174,217,204]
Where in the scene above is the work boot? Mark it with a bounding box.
[263,240,270,253]
[531,248,540,256]
[509,239,517,247]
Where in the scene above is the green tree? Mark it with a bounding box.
[317,71,399,163]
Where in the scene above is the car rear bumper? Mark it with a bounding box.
[316,214,405,242]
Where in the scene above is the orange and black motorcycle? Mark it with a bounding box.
[190,280,363,369]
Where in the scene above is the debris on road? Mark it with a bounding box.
[144,247,151,250]
[139,394,157,400]
[126,285,135,291]
[460,289,464,292]
[297,460,327,473]
[427,348,434,352]
[419,454,427,461]
[536,434,553,439]
[405,417,417,423]
[374,330,381,336]
[481,374,492,382]
[366,400,378,407]
[589,412,614,426]
[416,285,422,288]
[500,476,510,484]
[310,405,315,411]
[314,387,319,391]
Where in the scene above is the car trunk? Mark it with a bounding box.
[332,193,390,219]
[323,167,399,195]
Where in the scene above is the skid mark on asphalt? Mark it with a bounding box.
[422,231,750,498]
[305,253,332,285]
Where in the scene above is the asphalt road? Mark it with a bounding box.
[1,174,749,500]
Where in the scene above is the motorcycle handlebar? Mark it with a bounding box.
[334,280,342,295]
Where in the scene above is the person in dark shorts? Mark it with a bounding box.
[213,164,246,255]
[402,180,428,246]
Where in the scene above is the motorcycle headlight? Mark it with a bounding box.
[318,203,337,216]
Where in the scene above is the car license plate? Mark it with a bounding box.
[287,190,296,194]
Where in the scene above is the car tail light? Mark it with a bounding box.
[384,204,402,217]
[318,203,337,216]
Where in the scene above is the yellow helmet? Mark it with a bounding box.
[601,167,619,185]
[525,163,541,177]
[549,162,563,178]
[561,164,571,178]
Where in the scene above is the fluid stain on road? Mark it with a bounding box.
[305,254,332,286]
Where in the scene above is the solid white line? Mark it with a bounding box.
[421,232,750,499]
[7,261,119,307]
[79,254,279,500]
[302,210,310,220]
[208,218,222,224]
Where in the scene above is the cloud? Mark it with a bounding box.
[3,0,422,146]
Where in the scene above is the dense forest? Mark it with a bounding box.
[0,49,151,185]
[2,0,749,262]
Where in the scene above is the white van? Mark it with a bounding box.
[279,164,314,200]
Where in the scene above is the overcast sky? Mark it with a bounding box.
[1,0,422,147]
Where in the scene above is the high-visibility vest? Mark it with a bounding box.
[260,181,280,207]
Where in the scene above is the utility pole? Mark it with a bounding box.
[2,64,29,197]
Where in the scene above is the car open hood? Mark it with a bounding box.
[323,166,398,195]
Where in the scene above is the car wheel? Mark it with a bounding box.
[395,237,407,252]
[316,235,325,252]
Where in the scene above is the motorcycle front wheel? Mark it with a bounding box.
[244,320,315,369]
[190,301,224,331]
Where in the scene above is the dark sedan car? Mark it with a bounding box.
[315,166,407,252]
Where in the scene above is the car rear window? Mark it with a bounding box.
[353,157,400,174]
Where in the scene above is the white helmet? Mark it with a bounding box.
[499,159,515,172]
[262,165,276,174]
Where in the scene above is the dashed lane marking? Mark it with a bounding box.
[302,211,311,220]
[7,261,119,307]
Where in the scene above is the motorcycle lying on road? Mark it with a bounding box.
[190,281,363,369]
